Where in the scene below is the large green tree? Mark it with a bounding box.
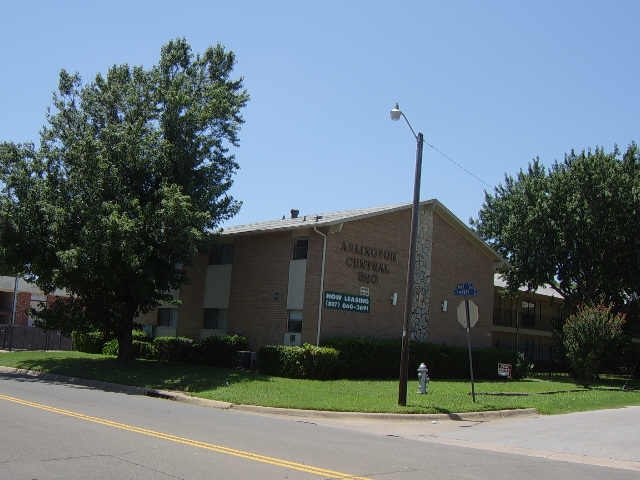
[473,144,640,316]
[0,39,248,361]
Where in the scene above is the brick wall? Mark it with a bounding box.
[176,253,208,339]
[315,210,411,342]
[15,292,31,326]
[226,231,297,349]
[140,205,501,351]
[429,209,497,348]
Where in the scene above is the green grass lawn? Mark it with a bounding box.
[1,350,639,415]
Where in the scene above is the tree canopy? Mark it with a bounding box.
[473,144,640,316]
[0,39,249,360]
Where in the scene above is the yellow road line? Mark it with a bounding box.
[0,393,371,480]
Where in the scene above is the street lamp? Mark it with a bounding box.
[390,102,424,406]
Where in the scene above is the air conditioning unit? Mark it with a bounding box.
[283,332,302,346]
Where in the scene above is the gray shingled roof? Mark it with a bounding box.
[494,274,564,299]
[221,201,433,236]
[221,200,503,263]
[0,276,67,297]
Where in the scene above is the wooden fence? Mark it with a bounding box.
[0,325,73,351]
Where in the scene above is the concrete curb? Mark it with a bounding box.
[225,403,538,421]
[0,366,537,421]
[0,366,152,396]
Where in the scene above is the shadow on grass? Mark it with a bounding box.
[2,356,271,396]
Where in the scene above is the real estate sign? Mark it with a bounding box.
[324,291,370,313]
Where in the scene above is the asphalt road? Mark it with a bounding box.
[0,371,638,479]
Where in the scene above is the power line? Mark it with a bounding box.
[424,140,493,189]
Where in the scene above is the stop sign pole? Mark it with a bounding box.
[454,282,478,403]
[464,298,476,402]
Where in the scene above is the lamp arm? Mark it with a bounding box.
[401,112,419,141]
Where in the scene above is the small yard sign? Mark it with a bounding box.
[498,363,513,379]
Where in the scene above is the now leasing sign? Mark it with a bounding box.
[324,291,370,313]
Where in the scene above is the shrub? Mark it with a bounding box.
[259,344,340,379]
[511,352,534,379]
[192,334,249,367]
[259,345,288,376]
[563,304,626,383]
[132,329,151,342]
[153,336,194,362]
[632,343,640,379]
[102,338,119,356]
[301,344,340,379]
[322,338,400,378]
[321,337,521,380]
[72,330,106,354]
[412,343,522,380]
[101,336,156,359]
[133,339,157,359]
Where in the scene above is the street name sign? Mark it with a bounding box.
[453,282,478,296]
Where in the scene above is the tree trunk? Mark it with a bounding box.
[116,315,134,364]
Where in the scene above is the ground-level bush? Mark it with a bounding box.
[101,336,157,359]
[563,304,626,383]
[99,331,248,365]
[259,344,340,379]
[321,337,522,380]
[153,336,194,362]
[134,339,157,359]
[321,338,399,378]
[192,334,249,367]
[102,338,119,356]
[132,329,152,342]
[72,330,106,354]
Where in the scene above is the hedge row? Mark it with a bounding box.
[72,331,106,354]
[324,338,528,379]
[75,330,249,367]
[259,338,526,380]
[259,344,340,379]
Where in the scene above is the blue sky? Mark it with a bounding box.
[1,1,638,227]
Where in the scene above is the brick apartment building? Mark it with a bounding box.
[492,275,565,364]
[0,276,65,327]
[139,200,504,351]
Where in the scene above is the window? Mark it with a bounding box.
[292,239,308,260]
[287,310,303,333]
[493,296,514,327]
[157,308,178,328]
[203,308,228,330]
[552,310,565,330]
[209,244,234,265]
[520,301,536,328]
